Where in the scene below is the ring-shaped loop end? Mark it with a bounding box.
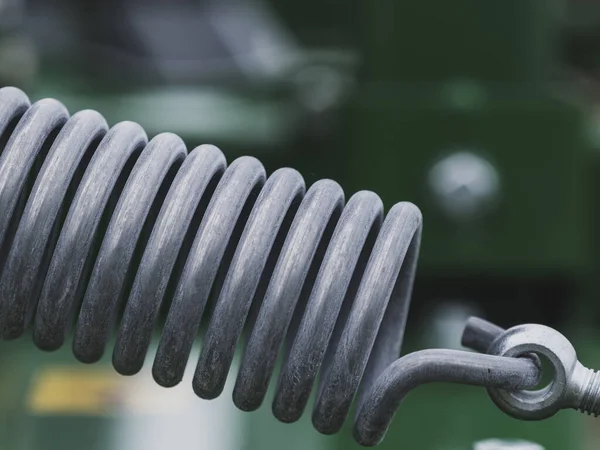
[486,324,577,420]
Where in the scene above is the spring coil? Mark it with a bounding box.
[0,86,422,446]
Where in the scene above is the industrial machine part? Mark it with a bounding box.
[463,318,600,419]
[0,86,598,447]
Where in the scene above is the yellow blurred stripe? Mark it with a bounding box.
[27,366,123,415]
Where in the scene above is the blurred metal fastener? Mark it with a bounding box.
[463,317,600,420]
[428,151,500,221]
[474,439,544,450]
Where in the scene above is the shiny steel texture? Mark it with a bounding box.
[463,317,600,420]
[0,86,542,446]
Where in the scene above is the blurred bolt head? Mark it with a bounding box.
[428,150,500,222]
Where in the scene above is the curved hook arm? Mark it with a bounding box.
[353,349,541,447]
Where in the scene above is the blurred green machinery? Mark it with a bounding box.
[2,0,600,449]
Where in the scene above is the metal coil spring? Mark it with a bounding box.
[0,87,543,447]
[0,86,423,445]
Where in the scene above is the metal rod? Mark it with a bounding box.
[462,316,505,353]
[354,349,541,446]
